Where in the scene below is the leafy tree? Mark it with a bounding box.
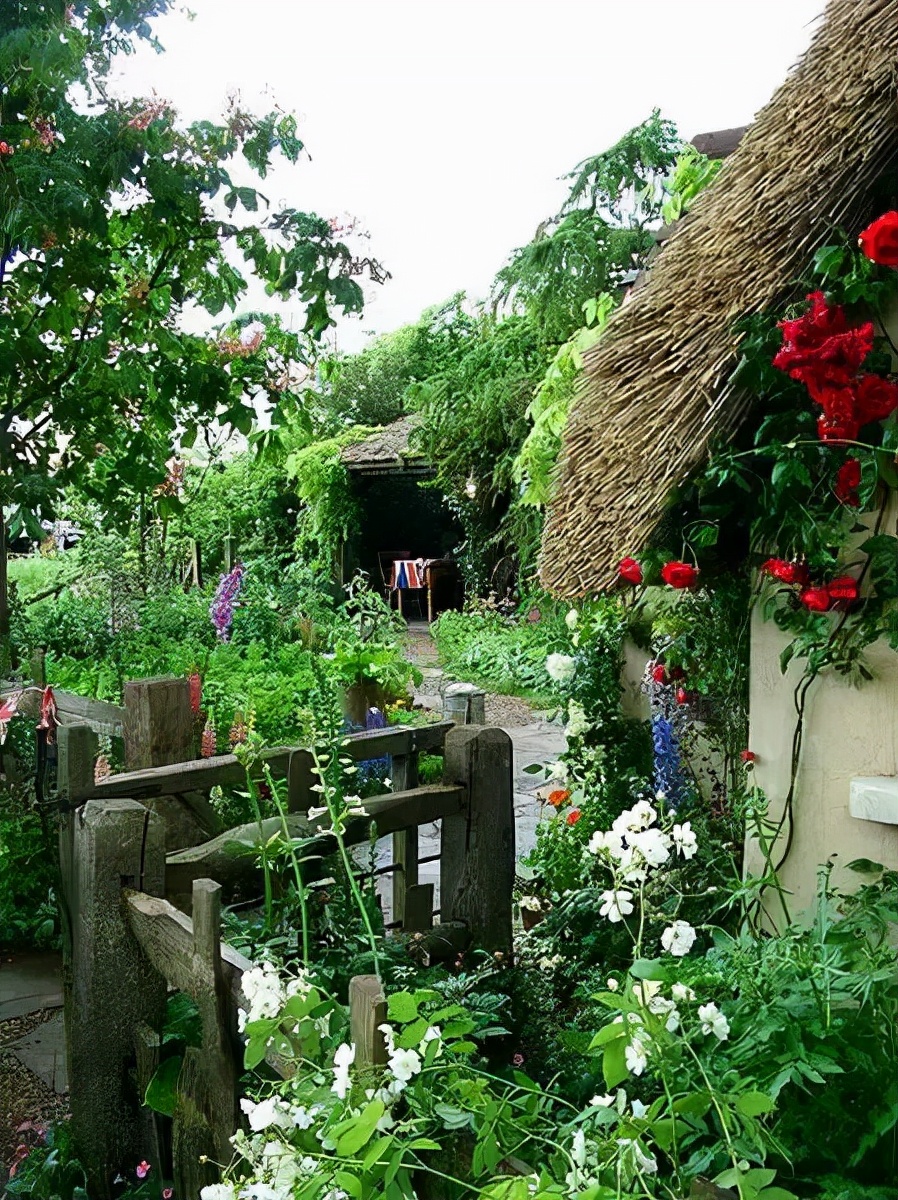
[0,0,384,544]
[494,110,681,347]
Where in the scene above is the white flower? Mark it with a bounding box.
[588,829,623,857]
[612,800,657,833]
[632,979,662,1005]
[565,700,590,739]
[698,1002,730,1041]
[571,1128,587,1167]
[625,1038,648,1076]
[647,995,681,1032]
[388,1046,422,1084]
[615,847,648,884]
[606,977,619,993]
[201,1187,236,1200]
[546,653,577,684]
[307,806,328,820]
[672,821,698,860]
[599,889,634,923]
[546,759,568,782]
[383,777,392,788]
[377,1022,396,1054]
[239,1097,291,1133]
[660,920,697,958]
[616,1138,658,1175]
[290,1105,317,1130]
[565,608,579,630]
[672,982,696,1003]
[628,826,671,868]
[631,1099,648,1118]
[240,963,285,1024]
[331,1042,355,1099]
[239,1186,284,1200]
[519,895,542,911]
[419,1026,442,1056]
[590,1093,615,1107]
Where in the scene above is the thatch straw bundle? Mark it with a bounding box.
[540,0,898,597]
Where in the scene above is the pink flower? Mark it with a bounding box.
[136,1162,151,1180]
[512,1052,525,1067]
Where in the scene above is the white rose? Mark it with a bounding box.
[545,653,577,684]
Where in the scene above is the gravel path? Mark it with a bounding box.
[0,1008,69,1179]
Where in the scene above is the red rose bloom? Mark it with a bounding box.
[675,686,689,705]
[740,750,757,763]
[661,561,698,589]
[859,210,898,267]
[651,663,668,685]
[828,575,859,603]
[854,374,898,425]
[566,808,582,826]
[799,585,831,612]
[834,459,861,506]
[618,557,643,585]
[761,558,809,585]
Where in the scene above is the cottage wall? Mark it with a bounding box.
[746,610,898,917]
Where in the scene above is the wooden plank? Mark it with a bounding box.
[124,890,251,1006]
[57,724,98,802]
[391,752,419,927]
[83,722,454,803]
[165,784,467,902]
[287,747,315,813]
[68,800,168,1199]
[441,726,514,955]
[123,677,193,770]
[54,689,125,738]
[403,883,434,933]
[349,975,387,1068]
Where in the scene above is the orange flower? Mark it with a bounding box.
[566,808,582,826]
[547,788,570,808]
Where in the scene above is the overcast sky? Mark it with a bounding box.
[116,0,824,352]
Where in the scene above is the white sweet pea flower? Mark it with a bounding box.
[331,1042,355,1099]
[590,1093,615,1107]
[672,821,698,860]
[388,1046,422,1084]
[698,1002,730,1041]
[624,1037,648,1076]
[661,920,697,958]
[631,1099,648,1118]
[239,1097,291,1133]
[307,806,328,821]
[599,889,634,923]
[606,977,619,992]
[628,826,671,867]
[546,759,568,782]
[377,1022,396,1054]
[201,1187,236,1200]
[546,653,577,684]
[616,1138,658,1175]
[571,1128,587,1167]
[588,829,623,857]
[647,995,681,1032]
[240,962,286,1023]
[672,983,696,1003]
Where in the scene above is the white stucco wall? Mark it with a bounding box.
[746,609,898,917]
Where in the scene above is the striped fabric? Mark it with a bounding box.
[392,558,425,589]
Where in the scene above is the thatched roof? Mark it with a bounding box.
[340,414,426,473]
[540,0,898,597]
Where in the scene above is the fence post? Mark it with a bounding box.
[123,677,193,769]
[68,799,167,1200]
[190,539,203,588]
[440,726,514,955]
[172,878,240,1200]
[287,747,315,812]
[442,682,486,726]
[391,748,419,927]
[57,722,99,803]
[349,975,388,1068]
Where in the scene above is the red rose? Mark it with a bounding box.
[828,574,859,603]
[761,558,809,586]
[834,459,861,506]
[618,557,643,585]
[817,413,859,445]
[651,663,668,685]
[675,686,689,705]
[799,585,831,612]
[661,561,698,589]
[859,210,898,268]
[854,374,898,425]
[740,750,757,763]
[566,808,582,826]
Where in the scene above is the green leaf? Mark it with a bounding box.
[387,992,419,1023]
[143,1055,182,1117]
[589,1023,627,1050]
[846,857,884,874]
[335,1100,385,1156]
[602,1036,628,1089]
[629,958,667,981]
[736,1090,776,1117]
[397,1017,431,1049]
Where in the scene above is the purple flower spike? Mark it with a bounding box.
[210,562,244,641]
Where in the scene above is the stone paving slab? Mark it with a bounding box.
[7,1010,68,1094]
[0,952,63,1021]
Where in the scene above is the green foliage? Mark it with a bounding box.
[660,145,724,224]
[286,432,363,568]
[0,0,384,537]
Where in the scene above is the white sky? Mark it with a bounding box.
[116,0,824,353]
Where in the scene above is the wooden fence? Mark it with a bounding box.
[49,676,515,1198]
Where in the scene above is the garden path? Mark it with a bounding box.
[399,622,567,903]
